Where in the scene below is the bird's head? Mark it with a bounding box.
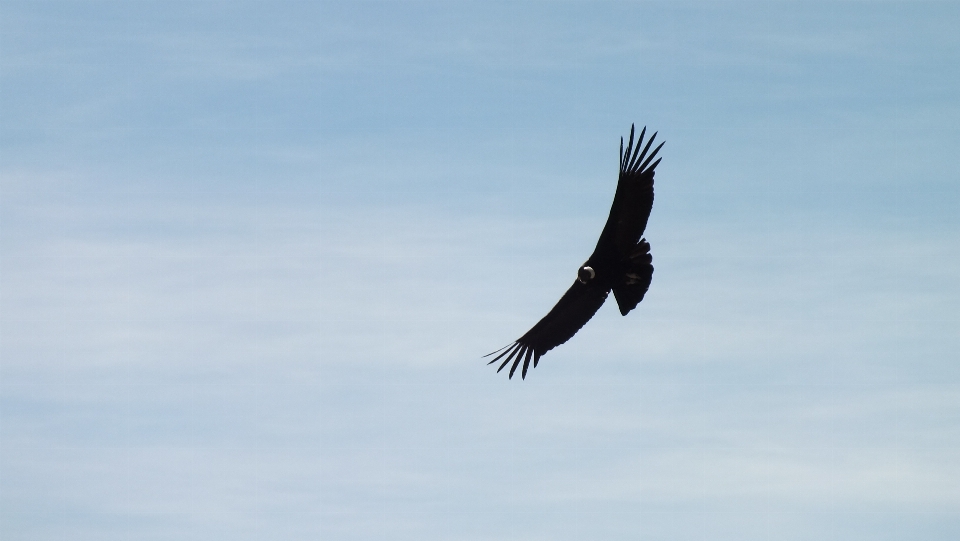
[577,265,595,284]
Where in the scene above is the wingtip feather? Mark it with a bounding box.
[491,343,520,368]
[622,125,636,172]
[483,343,513,358]
[631,132,657,172]
[639,141,665,173]
[520,348,534,379]
[628,126,647,171]
[645,156,663,174]
[508,345,527,379]
[501,344,526,375]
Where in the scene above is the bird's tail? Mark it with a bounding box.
[613,239,653,316]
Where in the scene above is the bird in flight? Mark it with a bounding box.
[486,124,664,379]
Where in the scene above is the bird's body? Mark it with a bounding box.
[486,125,663,379]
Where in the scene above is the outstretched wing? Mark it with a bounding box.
[486,281,609,379]
[591,125,664,261]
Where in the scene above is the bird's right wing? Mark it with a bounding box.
[486,281,609,379]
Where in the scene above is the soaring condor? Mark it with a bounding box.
[486,125,664,379]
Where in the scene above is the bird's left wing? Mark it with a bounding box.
[486,281,609,379]
[591,125,664,261]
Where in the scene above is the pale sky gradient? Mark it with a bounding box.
[2,1,959,540]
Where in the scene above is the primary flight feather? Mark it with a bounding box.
[486,124,664,379]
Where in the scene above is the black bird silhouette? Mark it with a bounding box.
[486,125,664,379]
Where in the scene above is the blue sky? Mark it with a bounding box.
[1,1,958,539]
